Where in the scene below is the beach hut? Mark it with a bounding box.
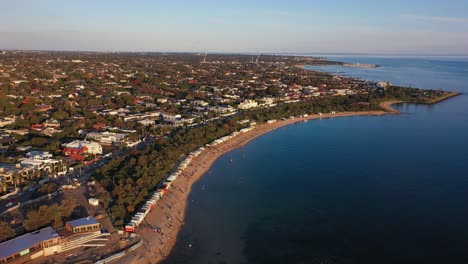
[125,223,135,233]
[167,175,177,182]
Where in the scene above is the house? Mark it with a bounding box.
[63,141,102,161]
[258,97,275,106]
[137,119,155,126]
[0,227,61,264]
[192,100,209,107]
[25,151,53,160]
[86,132,128,145]
[20,152,67,178]
[92,122,107,130]
[42,127,63,136]
[88,198,99,206]
[64,141,102,155]
[31,124,45,132]
[36,104,53,112]
[43,119,61,128]
[0,136,15,148]
[161,113,182,121]
[0,116,15,128]
[211,105,235,114]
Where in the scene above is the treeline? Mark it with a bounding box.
[381,86,453,104]
[22,199,78,231]
[0,198,78,242]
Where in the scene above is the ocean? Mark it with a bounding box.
[165,56,468,264]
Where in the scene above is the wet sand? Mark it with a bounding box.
[119,102,400,264]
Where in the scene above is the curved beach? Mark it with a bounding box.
[120,102,401,264]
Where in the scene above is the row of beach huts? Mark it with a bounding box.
[124,124,256,233]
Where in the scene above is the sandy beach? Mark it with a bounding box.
[119,102,401,264]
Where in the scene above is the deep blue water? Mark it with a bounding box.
[165,57,468,264]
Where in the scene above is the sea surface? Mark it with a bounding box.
[165,56,468,264]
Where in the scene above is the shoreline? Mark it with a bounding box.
[120,102,401,264]
[427,91,462,104]
[293,63,379,70]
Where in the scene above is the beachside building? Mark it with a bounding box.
[0,227,61,264]
[65,216,101,234]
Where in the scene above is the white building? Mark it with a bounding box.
[238,99,258,110]
[137,119,155,126]
[258,97,275,106]
[64,140,103,154]
[192,100,209,107]
[86,132,128,145]
[161,113,182,121]
[0,116,15,128]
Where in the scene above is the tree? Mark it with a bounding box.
[96,190,112,209]
[0,221,15,242]
[60,198,78,218]
[40,183,58,194]
[49,204,63,228]
[52,110,70,121]
[24,205,51,231]
[31,137,48,147]
[13,118,30,128]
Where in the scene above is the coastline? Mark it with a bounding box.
[294,63,379,70]
[427,91,462,104]
[120,102,400,264]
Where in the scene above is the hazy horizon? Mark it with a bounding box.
[1,0,468,55]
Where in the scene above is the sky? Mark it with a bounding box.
[1,0,468,55]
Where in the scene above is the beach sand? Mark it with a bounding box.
[117,102,400,264]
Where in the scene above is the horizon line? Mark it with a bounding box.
[2,48,468,57]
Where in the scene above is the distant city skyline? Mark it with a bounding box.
[1,0,468,55]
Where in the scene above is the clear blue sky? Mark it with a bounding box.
[1,0,468,54]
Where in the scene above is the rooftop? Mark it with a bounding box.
[0,227,59,259]
[66,216,99,228]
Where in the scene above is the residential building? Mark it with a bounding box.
[137,119,155,126]
[19,152,67,177]
[63,141,103,161]
[86,131,128,145]
[0,136,15,148]
[0,117,15,128]
[43,119,61,128]
[0,163,36,186]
